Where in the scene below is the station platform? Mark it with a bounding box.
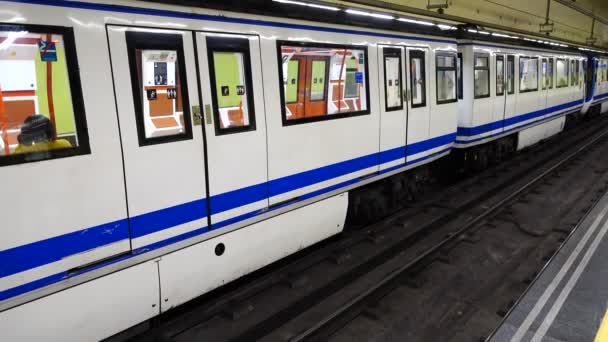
[490,191,608,342]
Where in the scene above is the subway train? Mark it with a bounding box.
[1,0,608,340]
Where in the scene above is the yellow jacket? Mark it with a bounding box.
[14,139,72,154]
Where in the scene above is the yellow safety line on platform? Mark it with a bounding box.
[595,307,608,342]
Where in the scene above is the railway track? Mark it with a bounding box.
[124,115,608,342]
[284,122,608,342]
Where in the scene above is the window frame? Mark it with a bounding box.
[0,23,90,167]
[383,47,404,112]
[507,55,515,95]
[519,56,539,93]
[435,52,458,105]
[556,58,569,88]
[457,52,463,100]
[206,35,257,136]
[276,40,371,127]
[473,53,490,99]
[496,55,505,96]
[409,49,427,108]
[126,30,193,146]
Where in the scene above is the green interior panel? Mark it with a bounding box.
[213,52,242,108]
[310,60,326,101]
[35,46,76,135]
[286,59,299,103]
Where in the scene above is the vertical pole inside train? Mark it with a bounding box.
[337,48,347,113]
[45,33,57,139]
[0,84,11,156]
[0,84,8,155]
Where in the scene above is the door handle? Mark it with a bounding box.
[204,104,213,125]
[192,105,202,126]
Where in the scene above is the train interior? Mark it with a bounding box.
[0,30,78,155]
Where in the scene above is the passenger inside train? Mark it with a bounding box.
[14,114,71,153]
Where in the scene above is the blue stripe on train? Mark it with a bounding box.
[0,133,455,281]
[0,147,454,302]
[3,0,456,44]
[457,99,583,139]
[0,219,129,278]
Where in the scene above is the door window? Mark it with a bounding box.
[474,54,490,98]
[507,55,515,94]
[547,58,554,89]
[207,36,256,135]
[0,24,90,165]
[410,50,426,107]
[541,59,548,90]
[556,58,569,88]
[285,59,300,103]
[310,59,327,101]
[496,55,505,96]
[436,53,457,104]
[126,31,192,145]
[383,48,403,111]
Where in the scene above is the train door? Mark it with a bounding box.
[504,55,516,127]
[405,48,430,153]
[107,27,208,250]
[541,57,550,109]
[378,46,407,170]
[194,32,269,228]
[494,54,506,125]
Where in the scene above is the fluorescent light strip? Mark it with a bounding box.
[0,31,27,50]
[437,24,457,30]
[398,17,435,26]
[273,0,339,11]
[346,9,394,20]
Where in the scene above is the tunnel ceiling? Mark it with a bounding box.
[140,0,608,49]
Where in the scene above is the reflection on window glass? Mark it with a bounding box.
[0,30,80,158]
[410,51,426,107]
[519,57,538,92]
[135,49,185,138]
[474,55,489,98]
[547,58,554,89]
[384,53,402,110]
[286,59,299,103]
[280,43,368,122]
[507,55,514,94]
[436,54,456,103]
[496,56,504,96]
[556,59,569,87]
[212,51,252,129]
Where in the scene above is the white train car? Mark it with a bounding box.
[586,56,608,114]
[455,37,586,167]
[0,0,459,340]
